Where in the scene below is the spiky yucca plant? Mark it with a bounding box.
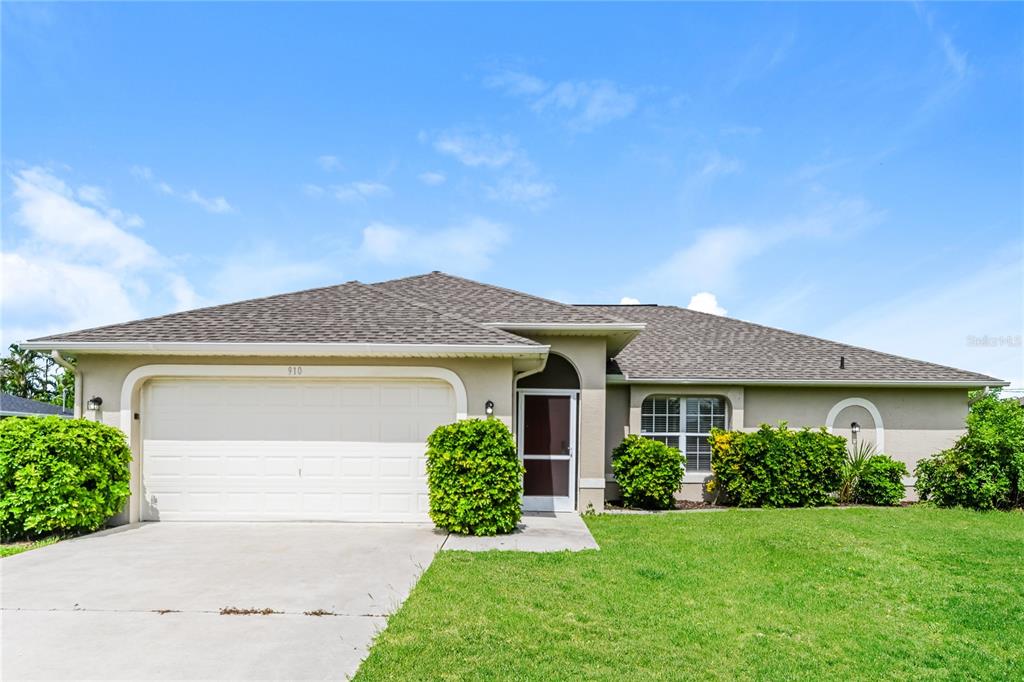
[838,441,877,503]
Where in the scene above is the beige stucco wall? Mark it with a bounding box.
[515,335,608,512]
[602,384,969,504]
[75,353,518,522]
[743,386,968,468]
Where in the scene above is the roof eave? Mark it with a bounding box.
[20,341,550,358]
[607,374,1008,388]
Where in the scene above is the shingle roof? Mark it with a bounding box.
[0,392,73,417]
[585,304,1003,385]
[374,272,630,325]
[28,281,540,347]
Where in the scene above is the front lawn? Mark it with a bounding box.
[0,536,59,558]
[356,507,1023,680]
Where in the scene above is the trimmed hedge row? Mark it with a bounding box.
[708,424,846,507]
[0,417,132,541]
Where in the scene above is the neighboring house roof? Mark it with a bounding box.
[585,304,1004,386]
[0,392,73,418]
[26,281,542,352]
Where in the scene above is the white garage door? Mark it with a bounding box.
[141,377,456,521]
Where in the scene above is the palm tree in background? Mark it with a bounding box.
[0,344,75,406]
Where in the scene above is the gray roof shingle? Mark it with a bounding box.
[29,281,540,347]
[584,304,1003,385]
[1,392,73,417]
[374,272,630,325]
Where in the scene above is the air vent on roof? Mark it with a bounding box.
[840,355,846,369]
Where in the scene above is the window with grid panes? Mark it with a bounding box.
[640,396,727,472]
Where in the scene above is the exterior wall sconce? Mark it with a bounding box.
[484,400,494,416]
[87,396,103,411]
[850,421,860,449]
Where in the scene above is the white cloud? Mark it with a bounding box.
[433,131,521,168]
[485,70,636,132]
[619,296,641,305]
[332,181,392,203]
[914,3,969,82]
[183,189,234,214]
[631,197,882,297]
[484,177,555,208]
[317,155,343,172]
[131,165,235,214]
[2,167,198,346]
[208,244,332,303]
[302,183,325,197]
[822,253,1023,388]
[358,218,508,275]
[418,171,447,186]
[534,80,637,132]
[687,292,727,316]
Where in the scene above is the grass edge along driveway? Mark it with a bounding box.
[355,507,1024,681]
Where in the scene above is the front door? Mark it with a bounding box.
[518,389,577,512]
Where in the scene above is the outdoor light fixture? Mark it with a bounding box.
[484,400,494,416]
[87,396,103,411]
[850,421,860,449]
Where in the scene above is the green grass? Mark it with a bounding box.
[355,507,1024,681]
[0,536,59,558]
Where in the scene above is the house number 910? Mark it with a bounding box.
[288,366,303,376]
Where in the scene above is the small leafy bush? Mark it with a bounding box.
[916,392,1024,510]
[426,418,524,536]
[853,455,908,506]
[0,417,132,541]
[611,435,684,509]
[708,424,846,507]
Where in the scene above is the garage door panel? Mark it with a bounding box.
[142,378,454,521]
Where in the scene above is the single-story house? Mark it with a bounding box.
[22,271,1005,522]
[0,392,74,419]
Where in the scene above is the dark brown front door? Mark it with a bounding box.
[519,391,576,510]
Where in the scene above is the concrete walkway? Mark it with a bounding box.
[1,522,445,681]
[442,512,599,552]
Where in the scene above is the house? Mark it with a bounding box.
[0,392,74,419]
[22,272,1005,522]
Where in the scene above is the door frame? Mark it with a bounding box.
[516,388,578,512]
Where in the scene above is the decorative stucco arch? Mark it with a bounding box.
[826,397,885,452]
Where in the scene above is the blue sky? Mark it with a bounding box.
[3,2,1022,386]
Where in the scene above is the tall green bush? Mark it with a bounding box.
[426,418,524,536]
[0,417,132,540]
[611,435,684,509]
[708,424,846,507]
[916,392,1024,510]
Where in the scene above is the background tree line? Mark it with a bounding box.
[0,344,75,407]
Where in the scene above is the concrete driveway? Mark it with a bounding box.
[1,522,446,681]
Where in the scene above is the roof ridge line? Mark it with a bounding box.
[356,281,539,346]
[378,271,634,324]
[28,281,358,342]
[623,303,1002,382]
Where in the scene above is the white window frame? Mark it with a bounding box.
[640,395,728,475]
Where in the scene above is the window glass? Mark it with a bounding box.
[639,396,726,473]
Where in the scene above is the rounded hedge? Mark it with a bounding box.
[0,417,132,541]
[611,434,684,509]
[853,455,908,506]
[425,418,524,536]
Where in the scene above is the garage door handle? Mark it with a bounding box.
[298,467,302,477]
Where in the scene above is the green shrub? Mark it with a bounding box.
[611,435,684,509]
[853,455,908,506]
[838,441,876,503]
[0,417,132,541]
[916,392,1024,510]
[708,424,846,507]
[425,418,524,536]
